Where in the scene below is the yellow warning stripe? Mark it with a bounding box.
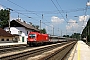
[78,42,80,60]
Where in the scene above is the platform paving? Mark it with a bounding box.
[0,43,26,46]
[73,40,90,60]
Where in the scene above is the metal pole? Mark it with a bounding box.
[40,20,41,30]
[7,8,13,33]
[61,30,62,37]
[8,8,10,33]
[53,27,54,35]
[88,26,89,35]
[18,13,19,20]
[66,29,67,36]
[40,14,43,33]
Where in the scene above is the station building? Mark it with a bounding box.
[0,28,14,43]
[4,19,39,44]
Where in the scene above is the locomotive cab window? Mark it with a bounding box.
[29,34,36,38]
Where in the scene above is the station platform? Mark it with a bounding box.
[0,43,27,47]
[69,40,90,60]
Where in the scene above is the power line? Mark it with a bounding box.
[7,0,50,24]
[42,22,53,28]
[0,1,62,35]
[0,3,53,29]
[0,3,42,23]
[0,3,31,18]
[56,0,64,13]
[51,0,68,23]
[10,7,90,14]
[56,0,69,22]
[7,0,41,18]
[7,0,90,14]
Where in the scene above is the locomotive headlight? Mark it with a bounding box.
[34,39,36,41]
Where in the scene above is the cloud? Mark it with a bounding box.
[79,15,90,22]
[0,5,4,10]
[51,16,64,24]
[66,19,82,35]
[47,15,90,35]
[66,19,79,30]
[79,15,90,28]
[66,15,90,35]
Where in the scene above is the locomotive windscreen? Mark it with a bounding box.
[29,34,36,38]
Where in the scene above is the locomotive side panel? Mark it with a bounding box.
[27,32,49,46]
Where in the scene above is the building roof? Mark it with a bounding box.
[6,20,40,32]
[0,28,13,37]
[16,20,39,31]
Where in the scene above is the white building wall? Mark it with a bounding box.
[4,27,32,36]
[4,27,32,44]
[0,37,13,43]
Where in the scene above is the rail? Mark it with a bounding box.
[0,41,77,60]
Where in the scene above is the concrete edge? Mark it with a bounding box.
[67,42,77,60]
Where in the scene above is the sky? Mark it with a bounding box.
[0,0,90,36]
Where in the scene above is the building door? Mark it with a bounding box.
[22,37,24,42]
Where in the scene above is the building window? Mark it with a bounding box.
[6,39,9,41]
[18,31,22,34]
[1,39,4,41]
[7,31,11,33]
[27,31,28,34]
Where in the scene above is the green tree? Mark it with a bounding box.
[82,18,90,42]
[30,22,39,29]
[40,28,47,34]
[32,25,39,29]
[70,33,80,40]
[0,9,9,28]
[29,22,47,33]
[63,35,69,37]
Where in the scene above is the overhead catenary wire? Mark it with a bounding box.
[56,0,64,13]
[0,0,89,36]
[7,0,47,20]
[56,0,69,22]
[82,0,89,27]
[10,6,90,14]
[7,0,50,25]
[0,3,44,24]
[50,0,68,23]
[10,7,90,15]
[0,3,54,29]
[0,2,38,21]
[0,3,31,19]
[6,0,90,23]
[7,0,48,24]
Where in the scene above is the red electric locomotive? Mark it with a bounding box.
[27,32,49,46]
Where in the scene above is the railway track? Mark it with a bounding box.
[0,41,76,60]
[0,44,29,54]
[0,42,62,54]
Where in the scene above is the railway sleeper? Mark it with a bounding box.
[27,41,77,60]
